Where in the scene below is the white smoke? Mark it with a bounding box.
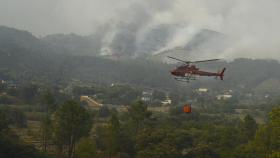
[0,0,280,59]
[152,25,199,55]
[220,0,280,59]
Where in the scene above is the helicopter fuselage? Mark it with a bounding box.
[170,65,225,80]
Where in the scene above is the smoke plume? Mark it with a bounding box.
[0,0,279,59]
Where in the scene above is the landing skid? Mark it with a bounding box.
[174,76,196,82]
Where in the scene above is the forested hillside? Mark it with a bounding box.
[1,26,280,94]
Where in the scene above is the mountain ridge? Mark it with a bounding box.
[1,26,280,94]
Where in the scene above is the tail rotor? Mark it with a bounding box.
[219,68,226,80]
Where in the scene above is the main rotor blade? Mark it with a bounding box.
[168,56,220,64]
[192,59,220,63]
[167,56,190,64]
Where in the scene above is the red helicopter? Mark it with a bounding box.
[168,56,226,82]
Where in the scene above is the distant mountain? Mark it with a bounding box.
[0,26,176,88]
[0,25,230,59]
[1,26,280,95]
[0,26,50,54]
[42,33,101,56]
[0,26,58,77]
[42,24,227,59]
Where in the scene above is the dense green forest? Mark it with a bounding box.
[1,97,279,158]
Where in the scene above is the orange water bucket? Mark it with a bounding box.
[183,104,192,113]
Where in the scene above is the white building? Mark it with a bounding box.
[216,94,232,100]
[161,99,172,105]
[197,88,209,93]
[141,91,153,102]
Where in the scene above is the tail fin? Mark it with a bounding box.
[219,68,226,80]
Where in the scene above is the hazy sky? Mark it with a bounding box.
[0,0,280,59]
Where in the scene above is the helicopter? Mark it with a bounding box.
[168,56,226,82]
